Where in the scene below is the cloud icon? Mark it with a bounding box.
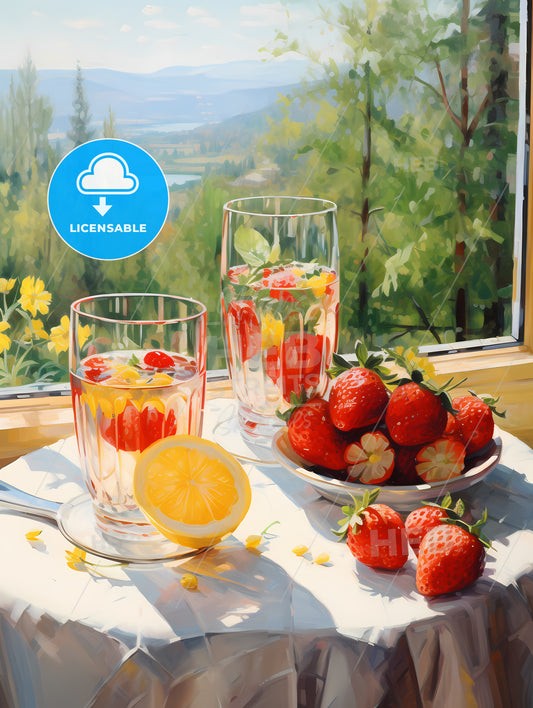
[77,153,139,195]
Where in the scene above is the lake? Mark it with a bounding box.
[165,173,202,187]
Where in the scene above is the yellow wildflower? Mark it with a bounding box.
[66,547,87,570]
[18,276,52,317]
[0,322,11,353]
[245,534,263,550]
[395,347,436,380]
[0,278,15,294]
[414,355,436,380]
[24,319,48,342]
[78,324,91,350]
[180,573,198,589]
[25,529,42,542]
[292,544,309,556]
[48,315,69,354]
[261,312,284,349]
[313,552,330,565]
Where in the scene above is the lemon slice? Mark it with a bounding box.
[133,435,252,548]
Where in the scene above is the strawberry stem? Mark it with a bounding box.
[441,507,492,548]
[333,488,381,539]
[260,521,280,536]
[423,493,465,520]
[327,340,399,383]
[467,390,507,418]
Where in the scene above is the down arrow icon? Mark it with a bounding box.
[93,196,112,216]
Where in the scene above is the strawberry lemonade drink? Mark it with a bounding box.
[69,294,207,538]
[221,197,339,445]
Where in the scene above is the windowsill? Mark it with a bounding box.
[1,347,533,468]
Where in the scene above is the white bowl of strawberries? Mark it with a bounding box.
[271,343,503,511]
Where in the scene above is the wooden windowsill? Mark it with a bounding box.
[0,376,233,469]
[1,347,533,469]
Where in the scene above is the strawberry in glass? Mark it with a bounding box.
[71,349,204,527]
[222,261,339,432]
[221,196,339,446]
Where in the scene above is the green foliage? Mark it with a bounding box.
[0,276,68,386]
[0,0,523,387]
[68,61,94,147]
[259,0,518,351]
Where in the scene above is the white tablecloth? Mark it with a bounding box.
[0,399,532,707]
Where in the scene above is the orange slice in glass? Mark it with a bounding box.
[133,435,252,548]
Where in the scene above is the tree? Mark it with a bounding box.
[261,0,434,345]
[103,105,117,138]
[259,0,519,350]
[395,0,518,341]
[68,61,93,146]
[0,55,54,180]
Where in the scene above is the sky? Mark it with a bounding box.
[0,1,342,73]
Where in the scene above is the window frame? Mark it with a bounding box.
[1,8,532,464]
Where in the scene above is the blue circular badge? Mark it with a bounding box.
[48,139,169,260]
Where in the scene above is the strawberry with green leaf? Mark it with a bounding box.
[405,493,465,555]
[451,392,505,454]
[334,488,409,569]
[416,510,491,596]
[384,348,465,447]
[328,340,397,431]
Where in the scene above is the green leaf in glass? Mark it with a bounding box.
[234,226,271,267]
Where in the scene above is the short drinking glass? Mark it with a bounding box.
[70,293,207,538]
[221,196,339,446]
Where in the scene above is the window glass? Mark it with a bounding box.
[0,0,527,392]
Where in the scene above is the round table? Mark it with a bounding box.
[0,400,532,707]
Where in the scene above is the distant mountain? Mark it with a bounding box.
[0,59,310,136]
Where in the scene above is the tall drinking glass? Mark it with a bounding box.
[221,196,339,449]
[70,293,207,540]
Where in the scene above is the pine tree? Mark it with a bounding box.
[103,105,117,138]
[68,61,93,146]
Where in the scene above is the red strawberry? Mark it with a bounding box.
[330,368,389,430]
[452,394,504,454]
[385,382,448,446]
[344,431,395,484]
[335,488,408,569]
[405,494,464,555]
[384,348,463,447]
[442,411,461,440]
[328,341,395,431]
[82,356,112,382]
[143,350,175,368]
[416,511,490,596]
[100,400,177,452]
[280,332,326,402]
[264,269,299,302]
[265,345,280,384]
[415,438,466,482]
[285,397,348,470]
[227,264,250,282]
[226,300,261,363]
[388,443,423,486]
